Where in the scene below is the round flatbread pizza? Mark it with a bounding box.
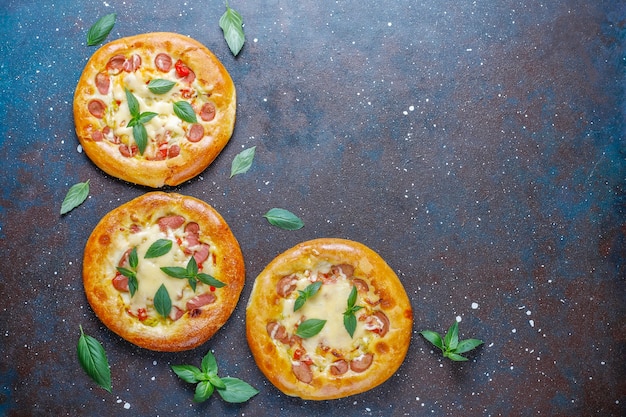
[246,238,413,400]
[73,32,236,187]
[83,192,245,351]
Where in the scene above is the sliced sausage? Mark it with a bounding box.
[352,278,369,293]
[112,273,129,292]
[193,243,210,265]
[266,321,290,344]
[106,54,126,73]
[169,306,184,321]
[365,311,390,337]
[157,215,185,232]
[95,72,110,95]
[167,144,180,158]
[186,123,204,142]
[330,359,349,376]
[291,361,313,384]
[331,264,354,278]
[155,53,172,72]
[87,99,106,119]
[350,353,373,373]
[186,292,216,310]
[276,275,297,298]
[200,102,216,122]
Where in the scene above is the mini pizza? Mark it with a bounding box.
[83,192,245,351]
[246,238,413,400]
[73,32,236,187]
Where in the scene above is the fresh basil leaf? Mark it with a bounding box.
[148,79,176,94]
[263,208,304,230]
[197,273,226,288]
[230,146,256,178]
[444,351,469,362]
[128,274,138,297]
[219,6,245,56]
[160,266,189,279]
[295,318,326,338]
[132,124,148,155]
[145,239,172,259]
[208,374,226,390]
[137,111,158,125]
[216,377,259,403]
[154,284,172,318]
[444,321,459,351]
[186,256,199,276]
[77,325,111,393]
[86,13,116,46]
[60,180,90,215]
[171,364,202,384]
[188,277,197,292]
[124,88,140,118]
[419,330,444,351]
[454,338,484,354]
[343,312,357,338]
[115,267,135,279]
[173,101,197,123]
[128,247,138,269]
[194,380,214,403]
[294,281,322,312]
[201,351,219,375]
[347,285,358,309]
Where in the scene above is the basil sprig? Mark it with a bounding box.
[295,318,326,338]
[116,247,139,296]
[154,284,172,318]
[263,208,304,230]
[294,281,322,312]
[147,79,176,94]
[86,13,116,46]
[172,351,259,403]
[60,180,90,215]
[77,325,111,393]
[125,88,158,155]
[161,256,226,292]
[144,239,172,259]
[420,321,484,361]
[219,2,245,56]
[230,146,256,178]
[173,101,197,123]
[343,286,363,338]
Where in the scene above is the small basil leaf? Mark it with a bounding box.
[219,6,245,56]
[454,338,484,354]
[171,364,202,384]
[136,111,158,125]
[77,326,112,393]
[188,277,197,292]
[294,281,322,312]
[145,239,172,259]
[444,351,469,362]
[193,380,214,403]
[347,285,358,309]
[263,208,304,230]
[444,321,459,350]
[132,124,148,155]
[216,377,259,403]
[201,351,219,375]
[208,374,226,390]
[419,330,444,351]
[160,266,189,279]
[173,101,197,123]
[86,13,116,46]
[186,256,199,276]
[230,146,256,178]
[115,267,135,279]
[154,284,172,318]
[124,88,140,118]
[343,312,357,338]
[147,79,176,94]
[127,274,138,297]
[129,247,138,269]
[295,318,326,339]
[60,180,90,215]
[197,273,226,288]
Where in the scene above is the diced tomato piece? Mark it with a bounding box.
[175,59,190,77]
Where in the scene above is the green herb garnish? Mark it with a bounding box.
[342,286,363,338]
[147,79,176,94]
[219,2,245,56]
[419,321,484,361]
[116,247,138,296]
[86,13,116,46]
[124,88,158,155]
[173,101,197,123]
[161,256,226,292]
[153,284,172,318]
[263,208,304,230]
[60,180,90,215]
[294,281,322,312]
[172,351,259,403]
[230,146,256,178]
[295,318,326,338]
[77,325,111,393]
[144,239,172,259]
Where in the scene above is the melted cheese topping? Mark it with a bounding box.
[110,222,216,322]
[276,264,380,368]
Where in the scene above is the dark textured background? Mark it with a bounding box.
[1,0,624,416]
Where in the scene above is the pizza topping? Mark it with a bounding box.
[157,215,185,232]
[174,59,190,78]
[267,322,290,344]
[349,353,373,373]
[119,143,138,158]
[155,53,172,72]
[168,144,180,158]
[276,274,298,298]
[95,72,110,95]
[330,359,349,376]
[200,102,216,122]
[112,273,129,292]
[186,292,216,310]
[88,99,106,118]
[364,311,390,337]
[106,54,127,73]
[122,54,142,72]
[291,361,313,384]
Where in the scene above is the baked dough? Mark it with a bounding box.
[83,192,245,351]
[246,238,413,400]
[74,32,236,187]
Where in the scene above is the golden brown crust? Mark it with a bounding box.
[74,32,236,187]
[83,192,245,351]
[246,238,413,400]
